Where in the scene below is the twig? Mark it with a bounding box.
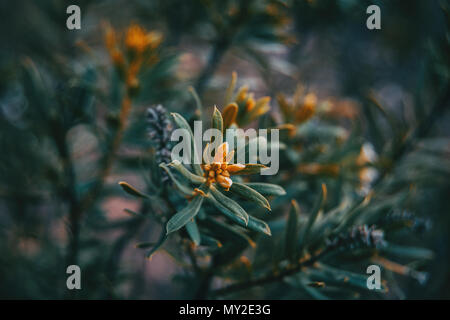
[79,96,132,213]
[211,251,326,298]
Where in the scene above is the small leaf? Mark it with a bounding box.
[135,242,154,249]
[186,219,201,246]
[146,227,168,260]
[244,183,286,196]
[315,263,388,292]
[381,244,434,260]
[188,86,203,117]
[223,103,238,128]
[308,281,325,288]
[230,182,271,210]
[118,181,149,199]
[159,163,194,196]
[200,234,222,248]
[210,186,249,225]
[168,160,206,184]
[224,71,237,106]
[207,193,271,236]
[170,112,202,175]
[207,192,246,225]
[233,164,267,175]
[212,106,224,134]
[299,184,327,252]
[247,215,272,236]
[202,217,254,264]
[166,195,204,234]
[285,200,300,261]
[124,208,140,216]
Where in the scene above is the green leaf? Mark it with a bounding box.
[244,183,286,196]
[188,86,203,117]
[381,243,434,260]
[202,217,254,264]
[135,242,155,249]
[233,164,267,175]
[284,275,329,300]
[313,263,388,292]
[170,112,203,175]
[166,195,205,234]
[230,182,271,210]
[224,71,237,106]
[200,234,222,248]
[159,163,194,196]
[124,208,140,216]
[118,181,149,199]
[212,106,224,134]
[210,185,249,225]
[168,160,206,184]
[298,184,327,252]
[285,200,300,262]
[186,219,201,246]
[247,215,272,236]
[207,193,271,236]
[146,227,168,260]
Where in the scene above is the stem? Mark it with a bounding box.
[194,39,229,97]
[52,125,80,267]
[193,1,250,97]
[195,269,214,299]
[211,251,326,298]
[103,216,145,299]
[80,96,132,212]
[373,85,450,186]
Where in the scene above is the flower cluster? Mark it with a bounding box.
[125,24,162,54]
[105,23,162,93]
[276,85,318,136]
[202,142,245,190]
[222,72,271,128]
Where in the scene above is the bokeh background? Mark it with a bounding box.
[0,0,449,299]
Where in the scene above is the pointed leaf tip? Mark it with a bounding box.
[118,181,149,199]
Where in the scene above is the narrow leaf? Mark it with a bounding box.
[118,181,149,199]
[159,163,194,196]
[381,243,434,260]
[166,195,204,234]
[244,183,286,196]
[212,106,224,134]
[285,200,300,261]
[200,234,222,248]
[299,184,327,252]
[224,71,237,106]
[223,103,238,128]
[247,215,272,236]
[230,182,271,210]
[146,227,168,260]
[170,112,202,175]
[207,193,271,235]
[188,86,203,117]
[185,219,201,246]
[168,160,206,184]
[135,242,154,249]
[233,164,267,175]
[210,186,249,225]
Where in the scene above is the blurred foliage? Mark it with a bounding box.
[0,0,449,299]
